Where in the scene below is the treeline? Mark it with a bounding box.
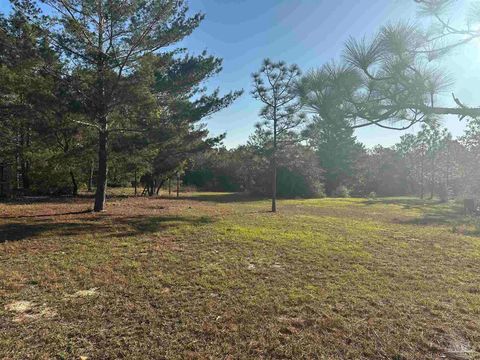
[184,120,480,200]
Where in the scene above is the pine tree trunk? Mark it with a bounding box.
[88,159,94,192]
[149,179,156,196]
[70,170,78,196]
[176,173,180,198]
[15,150,20,190]
[21,160,30,190]
[272,116,277,213]
[147,179,153,196]
[21,126,31,190]
[94,18,107,211]
[94,128,108,212]
[430,158,435,200]
[420,155,424,199]
[156,179,165,195]
[272,164,277,212]
[134,168,137,196]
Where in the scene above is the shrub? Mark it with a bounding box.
[333,185,350,198]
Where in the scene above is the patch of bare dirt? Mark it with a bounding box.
[4,300,57,323]
[433,331,477,360]
[68,288,99,298]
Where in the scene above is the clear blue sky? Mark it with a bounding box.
[180,0,476,148]
[2,0,477,148]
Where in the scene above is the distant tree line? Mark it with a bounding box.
[184,119,480,200]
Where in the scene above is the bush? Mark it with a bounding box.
[29,166,74,196]
[312,182,326,198]
[277,167,323,198]
[368,191,377,199]
[333,185,350,198]
[183,169,214,188]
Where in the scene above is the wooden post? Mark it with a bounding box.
[168,178,171,196]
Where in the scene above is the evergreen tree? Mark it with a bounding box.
[303,116,363,195]
[0,10,63,191]
[298,64,364,195]
[251,59,304,212]
[339,0,480,129]
[13,0,239,211]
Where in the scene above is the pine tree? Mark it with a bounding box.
[298,64,363,195]
[11,0,240,210]
[251,59,304,212]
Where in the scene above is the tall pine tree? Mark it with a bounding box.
[13,0,239,210]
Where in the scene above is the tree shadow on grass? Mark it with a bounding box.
[0,214,215,243]
[112,215,214,237]
[363,198,466,226]
[2,209,93,219]
[0,221,103,242]
[0,193,135,206]
[163,192,267,204]
[363,197,445,208]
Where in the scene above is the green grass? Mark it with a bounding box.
[1,193,480,359]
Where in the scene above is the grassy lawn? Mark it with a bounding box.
[1,193,480,359]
